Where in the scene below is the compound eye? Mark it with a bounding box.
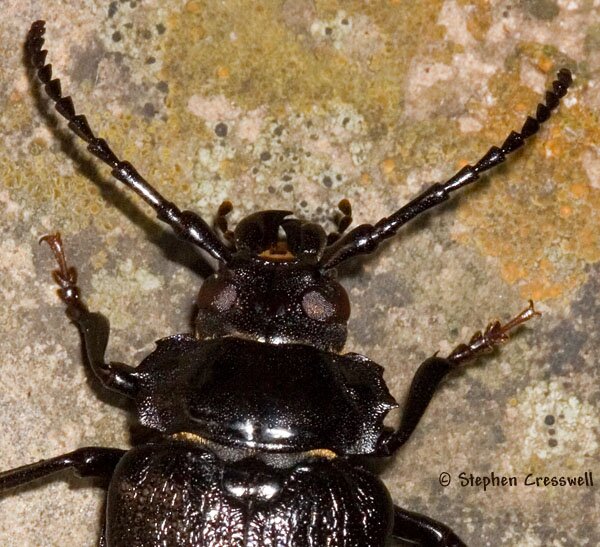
[197,275,237,312]
[301,290,336,321]
[301,284,350,323]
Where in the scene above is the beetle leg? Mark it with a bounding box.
[320,69,572,269]
[446,300,540,365]
[376,302,540,456]
[26,21,231,265]
[391,505,466,546]
[0,447,125,493]
[40,233,138,398]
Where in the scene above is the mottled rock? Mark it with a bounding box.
[0,1,598,546]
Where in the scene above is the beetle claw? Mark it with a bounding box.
[448,302,541,365]
[41,232,81,307]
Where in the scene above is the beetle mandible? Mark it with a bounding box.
[0,20,572,546]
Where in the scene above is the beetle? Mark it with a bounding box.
[0,20,572,546]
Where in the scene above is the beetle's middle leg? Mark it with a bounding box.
[41,233,138,398]
[391,505,466,546]
[0,447,125,493]
[376,302,540,456]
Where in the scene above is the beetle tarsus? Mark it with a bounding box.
[40,231,138,398]
[40,232,83,312]
[448,300,541,366]
[376,302,540,456]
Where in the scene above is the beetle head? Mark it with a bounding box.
[195,211,350,351]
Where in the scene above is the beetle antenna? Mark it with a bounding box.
[26,21,231,264]
[320,68,573,270]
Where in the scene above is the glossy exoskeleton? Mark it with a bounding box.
[0,20,572,546]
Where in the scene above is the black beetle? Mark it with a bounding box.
[0,20,572,546]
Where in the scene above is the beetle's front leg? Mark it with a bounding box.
[41,234,138,398]
[0,447,125,493]
[377,302,540,456]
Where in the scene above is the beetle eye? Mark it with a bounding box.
[198,276,237,312]
[214,284,237,311]
[301,290,335,321]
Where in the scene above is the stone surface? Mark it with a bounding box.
[0,1,598,546]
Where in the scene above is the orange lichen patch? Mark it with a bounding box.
[380,158,396,175]
[543,126,569,157]
[514,102,528,114]
[185,0,202,14]
[559,205,572,218]
[537,55,553,73]
[216,66,230,80]
[520,275,581,302]
[457,178,598,299]
[569,182,590,199]
[511,42,570,77]
[501,261,527,284]
[563,226,599,263]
